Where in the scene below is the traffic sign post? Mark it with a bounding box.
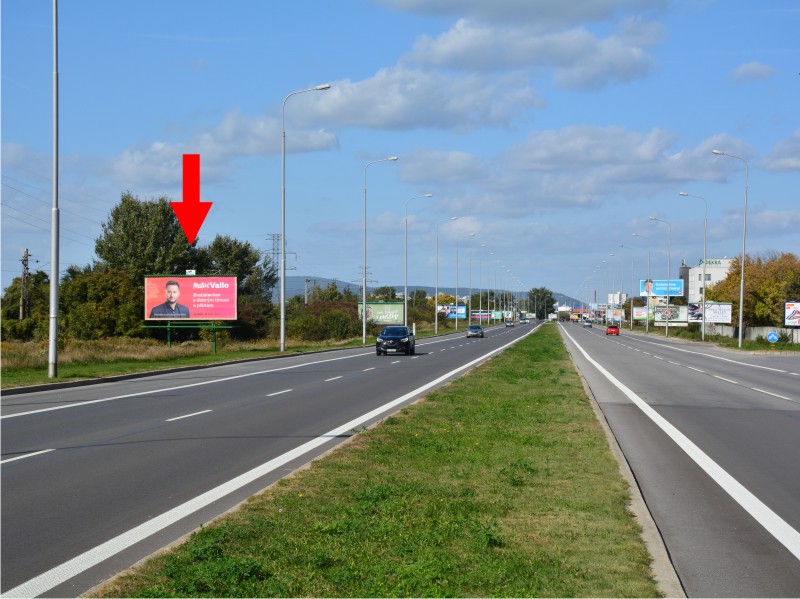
[767,330,779,350]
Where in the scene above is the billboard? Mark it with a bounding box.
[688,302,733,324]
[437,304,467,319]
[653,305,688,325]
[359,302,404,325]
[633,306,653,321]
[145,276,237,321]
[785,302,800,327]
[639,279,684,297]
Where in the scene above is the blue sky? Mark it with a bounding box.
[3,0,799,304]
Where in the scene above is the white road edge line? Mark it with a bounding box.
[560,324,800,563]
[0,449,55,465]
[165,410,212,422]
[3,325,540,598]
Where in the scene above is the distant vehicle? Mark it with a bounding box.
[376,326,415,355]
[520,318,530,324]
[466,324,484,338]
[582,320,592,328]
[606,324,620,335]
[505,319,514,327]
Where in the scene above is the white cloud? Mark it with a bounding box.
[309,66,542,131]
[404,17,658,90]
[762,130,800,172]
[109,110,338,189]
[729,61,776,83]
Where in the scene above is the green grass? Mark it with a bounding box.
[92,324,660,598]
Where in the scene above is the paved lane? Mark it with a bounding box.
[1,324,535,597]
[560,323,800,597]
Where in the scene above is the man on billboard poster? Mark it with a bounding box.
[149,280,191,318]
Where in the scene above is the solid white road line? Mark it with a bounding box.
[560,324,800,564]
[2,325,540,598]
[165,410,212,422]
[1,449,55,465]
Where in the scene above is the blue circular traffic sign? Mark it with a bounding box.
[767,331,779,343]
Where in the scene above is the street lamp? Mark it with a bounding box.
[712,149,749,348]
[618,244,636,331]
[649,216,672,338]
[404,194,433,326]
[680,191,708,341]
[280,83,331,352]
[363,156,399,344]
[435,217,459,336]
[632,232,651,333]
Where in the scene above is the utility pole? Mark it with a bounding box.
[20,249,30,320]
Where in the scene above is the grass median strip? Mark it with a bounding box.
[93,324,659,598]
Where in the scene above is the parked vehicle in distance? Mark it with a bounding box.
[606,324,620,335]
[376,326,416,355]
[505,319,514,327]
[466,324,485,338]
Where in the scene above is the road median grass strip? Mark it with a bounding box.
[93,324,659,597]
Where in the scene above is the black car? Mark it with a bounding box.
[376,326,416,355]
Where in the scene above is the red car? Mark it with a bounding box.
[606,325,620,335]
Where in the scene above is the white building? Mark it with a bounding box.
[686,258,734,303]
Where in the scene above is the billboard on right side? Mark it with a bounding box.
[785,301,800,326]
[688,302,732,324]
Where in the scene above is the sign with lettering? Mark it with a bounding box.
[145,276,238,320]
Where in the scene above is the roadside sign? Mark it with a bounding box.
[767,331,779,344]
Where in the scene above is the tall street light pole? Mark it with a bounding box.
[713,149,749,348]
[649,216,672,338]
[632,233,651,333]
[48,0,60,378]
[404,194,433,326]
[618,244,636,331]
[280,82,331,352]
[680,192,708,341]
[362,156,398,344]
[435,217,458,337]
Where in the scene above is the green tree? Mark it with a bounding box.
[200,235,277,299]
[706,252,800,327]
[95,192,203,280]
[60,265,143,339]
[372,286,398,301]
[528,287,555,320]
[310,282,343,303]
[1,271,50,341]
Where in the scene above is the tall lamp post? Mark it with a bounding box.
[680,192,708,341]
[435,217,459,336]
[280,82,331,352]
[618,244,635,330]
[649,216,672,338]
[404,194,433,326]
[712,149,749,348]
[48,0,60,378]
[362,156,398,344]
[632,232,651,333]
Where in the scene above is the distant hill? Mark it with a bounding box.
[275,276,579,308]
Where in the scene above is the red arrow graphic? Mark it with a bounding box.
[171,154,212,245]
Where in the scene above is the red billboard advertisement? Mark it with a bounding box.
[144,276,237,320]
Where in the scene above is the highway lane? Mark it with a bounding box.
[1,323,535,597]
[560,322,800,597]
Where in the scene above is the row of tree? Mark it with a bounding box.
[2,193,798,343]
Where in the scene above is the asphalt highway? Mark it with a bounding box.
[1,323,536,597]
[560,322,800,597]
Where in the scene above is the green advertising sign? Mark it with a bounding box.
[358,302,405,325]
